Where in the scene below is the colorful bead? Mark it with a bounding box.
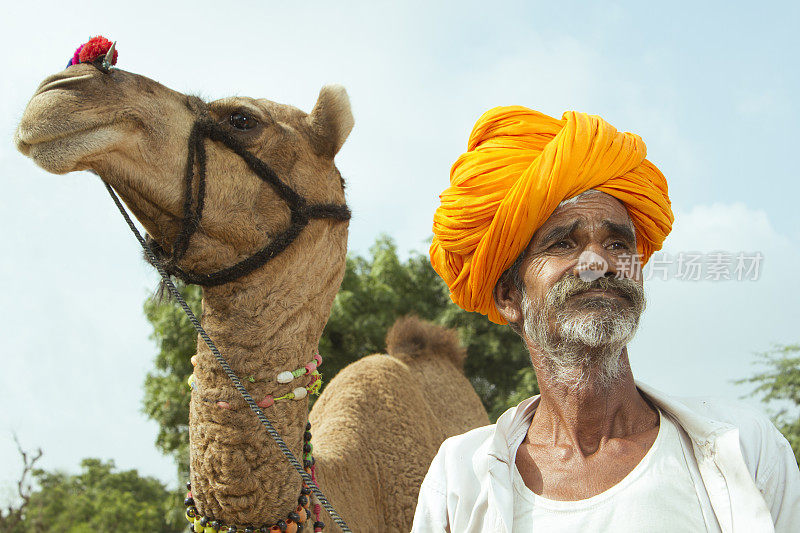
[273,352,324,385]
[191,355,198,366]
[285,520,298,533]
[216,401,231,410]
[293,387,307,399]
[257,396,275,408]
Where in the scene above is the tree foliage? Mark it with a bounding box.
[142,283,202,480]
[4,458,174,532]
[737,343,800,464]
[142,235,538,479]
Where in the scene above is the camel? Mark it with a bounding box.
[15,54,489,532]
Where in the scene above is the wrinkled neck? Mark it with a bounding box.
[529,348,657,456]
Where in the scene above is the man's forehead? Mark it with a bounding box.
[534,191,633,238]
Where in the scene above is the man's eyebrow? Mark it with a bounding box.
[536,221,581,247]
[603,220,636,244]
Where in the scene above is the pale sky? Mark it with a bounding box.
[1,0,798,500]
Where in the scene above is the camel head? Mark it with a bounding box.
[15,61,354,283]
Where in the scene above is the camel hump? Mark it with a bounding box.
[385,315,466,369]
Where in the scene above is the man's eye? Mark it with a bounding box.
[229,112,257,131]
[609,241,630,251]
[550,240,570,249]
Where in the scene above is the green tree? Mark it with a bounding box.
[737,343,800,464]
[11,458,175,532]
[142,235,537,479]
[142,283,201,481]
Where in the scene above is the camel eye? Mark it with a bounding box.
[229,112,257,131]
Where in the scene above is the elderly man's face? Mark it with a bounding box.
[506,191,646,388]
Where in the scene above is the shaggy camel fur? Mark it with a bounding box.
[16,63,489,531]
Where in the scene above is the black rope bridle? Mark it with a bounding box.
[147,117,351,286]
[100,116,352,531]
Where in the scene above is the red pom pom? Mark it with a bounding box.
[77,36,117,65]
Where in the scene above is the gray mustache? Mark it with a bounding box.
[546,275,644,310]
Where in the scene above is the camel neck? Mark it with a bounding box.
[187,223,347,526]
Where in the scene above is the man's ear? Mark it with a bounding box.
[307,84,354,158]
[493,277,523,328]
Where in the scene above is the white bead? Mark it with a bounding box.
[277,371,294,384]
[292,387,308,399]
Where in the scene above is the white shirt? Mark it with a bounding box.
[511,409,718,532]
[411,382,800,533]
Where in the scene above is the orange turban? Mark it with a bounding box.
[430,106,674,324]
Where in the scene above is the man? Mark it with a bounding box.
[412,107,799,532]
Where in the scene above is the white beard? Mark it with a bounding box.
[522,289,643,392]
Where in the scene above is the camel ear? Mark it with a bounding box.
[308,84,354,158]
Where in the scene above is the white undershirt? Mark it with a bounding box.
[511,409,722,532]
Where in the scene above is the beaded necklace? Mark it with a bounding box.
[188,352,324,409]
[185,352,326,531]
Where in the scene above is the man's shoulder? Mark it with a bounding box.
[641,383,791,481]
[420,423,497,502]
[439,423,497,459]
[664,392,778,441]
[639,382,776,435]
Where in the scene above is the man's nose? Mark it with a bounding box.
[572,245,617,282]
